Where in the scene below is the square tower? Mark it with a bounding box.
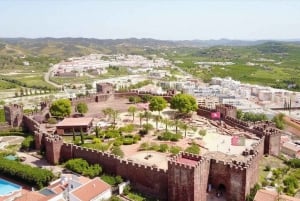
[168,153,210,201]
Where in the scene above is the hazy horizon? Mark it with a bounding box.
[1,0,300,40]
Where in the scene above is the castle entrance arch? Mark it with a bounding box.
[217,184,226,197]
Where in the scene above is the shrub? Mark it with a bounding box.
[185,143,200,154]
[111,146,124,158]
[139,129,148,136]
[123,138,134,145]
[83,164,102,178]
[264,165,271,171]
[149,142,159,151]
[103,129,121,139]
[123,185,131,195]
[133,135,141,142]
[199,129,207,136]
[158,131,182,141]
[139,142,149,151]
[92,138,101,144]
[64,158,102,178]
[101,174,123,186]
[142,123,154,131]
[0,157,54,189]
[47,117,57,124]
[109,196,122,201]
[113,140,123,146]
[261,180,268,187]
[159,144,169,152]
[65,158,89,174]
[119,124,135,133]
[286,158,300,168]
[21,135,34,150]
[170,146,182,155]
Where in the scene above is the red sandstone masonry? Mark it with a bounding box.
[59,142,168,200]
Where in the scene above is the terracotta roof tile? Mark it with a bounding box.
[70,178,110,201]
[254,190,300,201]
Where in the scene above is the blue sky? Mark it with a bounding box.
[1,0,299,40]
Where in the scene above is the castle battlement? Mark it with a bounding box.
[45,134,63,143]
[168,152,209,170]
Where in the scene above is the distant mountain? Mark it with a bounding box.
[0,37,299,58]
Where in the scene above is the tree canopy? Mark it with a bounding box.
[170,94,198,114]
[76,102,88,115]
[149,96,168,114]
[49,99,72,118]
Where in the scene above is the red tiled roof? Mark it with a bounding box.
[14,191,49,201]
[254,190,300,201]
[56,118,93,127]
[71,178,110,201]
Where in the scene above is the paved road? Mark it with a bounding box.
[44,66,62,89]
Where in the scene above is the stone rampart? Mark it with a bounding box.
[59,142,168,200]
[22,115,40,133]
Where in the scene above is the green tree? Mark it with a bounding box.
[272,113,285,129]
[237,109,243,119]
[76,102,88,115]
[170,94,198,114]
[128,106,137,121]
[149,96,167,115]
[49,99,72,118]
[141,94,153,103]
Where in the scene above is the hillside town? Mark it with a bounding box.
[0,54,300,201]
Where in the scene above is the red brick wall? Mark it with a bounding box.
[59,143,168,200]
[168,154,210,201]
[209,160,247,201]
[23,115,39,133]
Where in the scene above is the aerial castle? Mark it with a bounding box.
[5,90,281,201]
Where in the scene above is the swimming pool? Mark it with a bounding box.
[0,178,22,196]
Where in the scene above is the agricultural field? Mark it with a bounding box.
[165,42,300,90]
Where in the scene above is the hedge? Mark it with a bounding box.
[0,157,55,189]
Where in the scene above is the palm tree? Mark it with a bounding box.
[111,110,119,129]
[162,118,171,132]
[102,107,113,120]
[180,122,189,138]
[139,112,144,128]
[174,119,180,134]
[144,111,151,125]
[95,126,100,138]
[128,106,137,121]
[152,115,162,131]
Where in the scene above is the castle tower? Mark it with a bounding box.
[4,104,24,127]
[216,104,237,119]
[34,131,43,150]
[45,135,63,165]
[168,153,210,201]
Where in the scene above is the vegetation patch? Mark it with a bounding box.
[0,157,55,189]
